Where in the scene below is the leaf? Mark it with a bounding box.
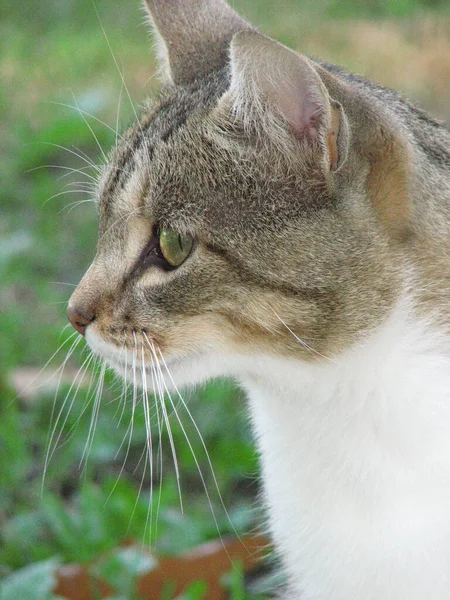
[0,557,61,600]
[41,494,79,558]
[92,545,158,597]
[175,580,208,600]
[221,561,245,600]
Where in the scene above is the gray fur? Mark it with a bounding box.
[144,0,251,84]
[69,1,450,593]
[71,0,450,357]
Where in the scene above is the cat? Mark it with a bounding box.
[67,0,450,598]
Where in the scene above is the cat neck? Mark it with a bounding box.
[243,298,450,437]
[240,299,450,598]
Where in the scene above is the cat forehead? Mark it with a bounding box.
[98,71,229,215]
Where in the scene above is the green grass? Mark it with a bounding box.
[1,0,449,597]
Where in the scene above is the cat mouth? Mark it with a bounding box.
[85,329,171,375]
[85,328,223,390]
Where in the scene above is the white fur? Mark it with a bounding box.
[242,302,450,599]
[87,299,450,599]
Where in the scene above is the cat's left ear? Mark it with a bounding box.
[143,0,251,86]
[224,31,349,172]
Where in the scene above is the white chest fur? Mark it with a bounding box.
[242,306,450,599]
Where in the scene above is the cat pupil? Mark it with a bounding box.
[159,227,193,267]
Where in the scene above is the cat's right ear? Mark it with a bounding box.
[218,31,349,172]
[143,0,251,86]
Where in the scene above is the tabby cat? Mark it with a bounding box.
[67,1,450,598]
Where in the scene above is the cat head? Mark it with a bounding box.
[68,0,408,387]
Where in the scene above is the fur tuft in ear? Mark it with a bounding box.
[328,100,349,171]
[228,31,349,170]
[143,0,251,86]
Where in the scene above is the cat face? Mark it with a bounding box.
[68,1,405,387]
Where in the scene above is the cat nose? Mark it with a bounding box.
[67,305,95,336]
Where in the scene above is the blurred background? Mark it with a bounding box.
[1,1,449,598]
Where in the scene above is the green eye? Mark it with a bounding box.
[159,227,194,267]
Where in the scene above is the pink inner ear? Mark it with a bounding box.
[230,31,329,146]
[277,83,322,140]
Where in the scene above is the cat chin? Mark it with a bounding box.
[106,355,219,394]
[84,327,234,393]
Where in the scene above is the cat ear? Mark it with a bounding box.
[226,31,349,171]
[143,0,251,86]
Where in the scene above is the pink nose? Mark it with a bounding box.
[67,305,95,336]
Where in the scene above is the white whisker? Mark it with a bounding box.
[149,355,164,547]
[94,4,153,184]
[42,333,84,492]
[13,326,76,404]
[152,348,234,555]
[143,333,183,514]
[73,145,102,171]
[114,342,129,424]
[129,447,149,543]
[49,100,132,151]
[60,352,100,445]
[60,198,97,216]
[272,309,338,364]
[94,5,141,135]
[111,341,137,476]
[26,164,98,184]
[157,348,250,555]
[63,179,97,190]
[141,343,154,546]
[33,142,101,171]
[47,352,96,455]
[126,343,148,539]
[70,91,108,164]
[42,189,94,208]
[47,281,77,287]
[115,74,124,148]
[80,361,106,471]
